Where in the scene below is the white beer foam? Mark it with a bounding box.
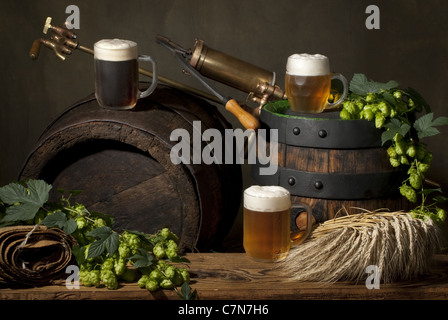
[94,39,138,61]
[244,185,291,212]
[286,53,330,76]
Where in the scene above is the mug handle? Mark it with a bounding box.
[138,55,158,99]
[324,73,349,110]
[290,203,313,246]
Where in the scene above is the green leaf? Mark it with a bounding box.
[1,203,41,222]
[381,119,411,145]
[431,116,448,127]
[178,282,197,300]
[406,87,431,113]
[64,219,78,235]
[414,113,447,139]
[0,180,52,223]
[433,195,448,204]
[382,91,396,106]
[41,211,78,235]
[0,183,28,204]
[350,73,399,95]
[421,188,443,196]
[129,248,154,268]
[167,256,190,264]
[104,232,119,256]
[86,226,119,258]
[87,226,112,239]
[26,179,52,207]
[87,239,106,259]
[71,245,86,265]
[41,211,67,228]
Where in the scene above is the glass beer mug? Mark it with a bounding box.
[285,53,348,113]
[94,39,158,110]
[243,185,313,262]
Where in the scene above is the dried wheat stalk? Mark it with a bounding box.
[281,209,443,284]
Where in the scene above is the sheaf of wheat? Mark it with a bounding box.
[281,209,443,284]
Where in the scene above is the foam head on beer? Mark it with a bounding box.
[94,39,138,61]
[244,185,291,212]
[286,53,330,76]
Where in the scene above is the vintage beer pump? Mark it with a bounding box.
[30,17,286,130]
[156,36,286,124]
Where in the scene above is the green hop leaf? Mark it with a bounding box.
[0,180,52,223]
[41,211,78,235]
[349,73,399,95]
[128,248,154,269]
[86,226,119,259]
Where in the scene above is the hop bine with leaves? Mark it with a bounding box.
[340,73,448,223]
[0,179,196,299]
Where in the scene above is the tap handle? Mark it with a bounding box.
[29,39,42,60]
[43,17,77,39]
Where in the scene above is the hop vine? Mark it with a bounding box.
[340,74,448,224]
[0,180,195,298]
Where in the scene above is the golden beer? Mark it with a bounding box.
[285,53,348,113]
[243,186,292,262]
[243,207,291,261]
[285,73,332,113]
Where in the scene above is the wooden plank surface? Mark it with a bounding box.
[1,253,448,300]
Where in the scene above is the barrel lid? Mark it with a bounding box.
[260,100,382,149]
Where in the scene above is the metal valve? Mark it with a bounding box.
[29,17,79,61]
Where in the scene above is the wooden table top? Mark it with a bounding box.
[1,253,448,300]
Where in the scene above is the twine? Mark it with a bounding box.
[17,224,40,250]
[17,224,40,270]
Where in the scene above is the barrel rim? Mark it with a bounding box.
[261,100,382,149]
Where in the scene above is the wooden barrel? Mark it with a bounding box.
[19,85,242,252]
[252,101,411,229]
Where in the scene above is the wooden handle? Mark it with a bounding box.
[225,98,260,130]
[29,39,42,60]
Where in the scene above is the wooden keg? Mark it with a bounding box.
[252,100,411,229]
[19,85,242,252]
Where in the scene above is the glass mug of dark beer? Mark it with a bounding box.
[285,53,348,113]
[243,185,313,262]
[94,39,158,110]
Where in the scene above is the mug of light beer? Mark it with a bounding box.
[285,53,348,113]
[94,39,158,110]
[243,185,313,262]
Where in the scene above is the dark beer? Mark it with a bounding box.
[94,59,138,109]
[94,39,142,110]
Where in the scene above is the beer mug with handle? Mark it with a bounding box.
[243,185,313,262]
[94,39,158,110]
[285,53,348,113]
